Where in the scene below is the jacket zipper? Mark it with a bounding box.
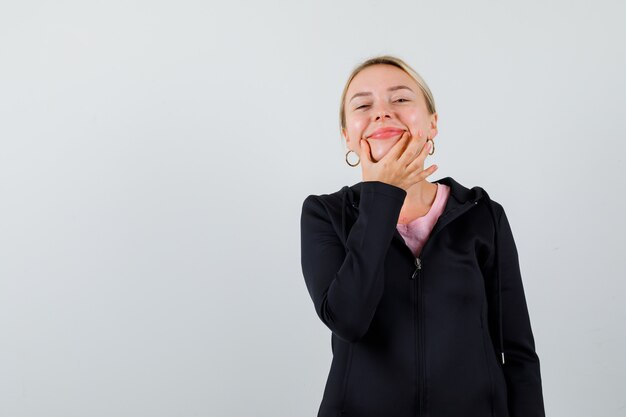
[410,257,422,416]
[402,199,481,416]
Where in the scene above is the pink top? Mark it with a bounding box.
[396,183,451,257]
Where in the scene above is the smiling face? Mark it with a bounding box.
[342,64,438,162]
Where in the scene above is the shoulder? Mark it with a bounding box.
[472,185,516,233]
[300,185,349,227]
[439,176,514,232]
[301,186,345,212]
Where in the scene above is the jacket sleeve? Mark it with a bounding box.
[495,205,546,417]
[300,181,407,343]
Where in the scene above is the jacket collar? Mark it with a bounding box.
[340,176,486,260]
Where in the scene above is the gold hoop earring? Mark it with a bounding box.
[427,138,435,155]
[345,149,360,167]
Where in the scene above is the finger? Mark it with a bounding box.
[380,130,411,162]
[407,159,438,181]
[405,140,432,172]
[418,136,433,159]
[398,129,424,166]
[409,135,434,169]
[359,139,373,164]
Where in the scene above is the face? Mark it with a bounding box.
[342,64,438,163]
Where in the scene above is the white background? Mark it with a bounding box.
[1,1,625,416]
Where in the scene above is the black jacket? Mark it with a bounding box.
[300,177,545,417]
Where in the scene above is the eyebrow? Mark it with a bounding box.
[349,85,414,102]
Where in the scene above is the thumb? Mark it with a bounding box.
[360,139,372,164]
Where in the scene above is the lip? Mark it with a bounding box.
[368,127,405,139]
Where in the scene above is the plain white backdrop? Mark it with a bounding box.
[1,1,625,416]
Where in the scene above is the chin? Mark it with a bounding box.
[368,138,401,162]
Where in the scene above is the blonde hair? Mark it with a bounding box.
[339,55,436,136]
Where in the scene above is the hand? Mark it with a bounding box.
[359,130,438,192]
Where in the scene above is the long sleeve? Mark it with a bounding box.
[495,206,546,417]
[300,181,406,343]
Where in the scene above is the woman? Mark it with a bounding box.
[300,56,546,417]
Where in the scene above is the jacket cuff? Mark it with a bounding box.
[360,181,407,202]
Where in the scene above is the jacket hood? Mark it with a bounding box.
[338,177,506,365]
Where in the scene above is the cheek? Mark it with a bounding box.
[347,117,368,138]
[403,110,421,124]
[401,110,426,131]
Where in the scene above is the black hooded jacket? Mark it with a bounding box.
[300,177,545,417]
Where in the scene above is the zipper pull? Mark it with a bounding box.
[410,257,422,280]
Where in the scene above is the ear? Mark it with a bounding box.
[342,128,350,145]
[429,112,439,140]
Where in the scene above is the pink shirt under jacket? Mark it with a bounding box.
[396,182,451,257]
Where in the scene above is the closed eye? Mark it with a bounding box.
[355,98,409,110]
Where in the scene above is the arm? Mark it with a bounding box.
[300,181,406,343]
[494,205,546,417]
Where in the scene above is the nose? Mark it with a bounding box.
[373,102,392,121]
[375,112,391,121]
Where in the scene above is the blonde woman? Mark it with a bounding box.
[300,55,545,416]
